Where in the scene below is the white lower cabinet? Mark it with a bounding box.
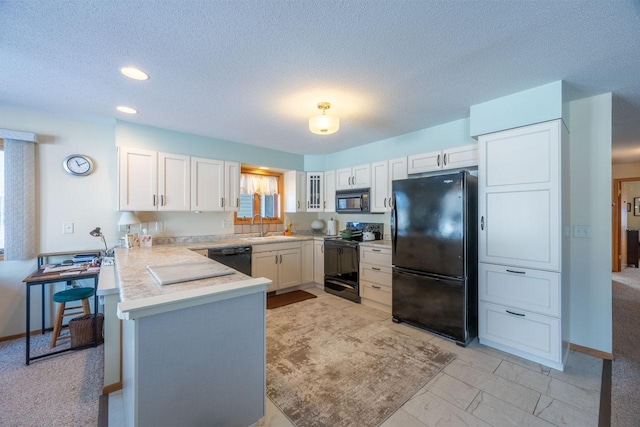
[314,239,324,284]
[300,240,314,284]
[479,301,561,366]
[252,242,301,292]
[359,246,392,312]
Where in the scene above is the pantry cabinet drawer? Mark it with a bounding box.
[479,301,561,364]
[360,246,391,267]
[360,264,391,286]
[360,279,391,306]
[479,263,560,317]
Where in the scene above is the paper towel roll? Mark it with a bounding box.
[327,219,337,236]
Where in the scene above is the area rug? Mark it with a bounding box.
[266,297,455,427]
[267,290,317,309]
[0,331,103,426]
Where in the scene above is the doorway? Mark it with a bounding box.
[612,178,640,272]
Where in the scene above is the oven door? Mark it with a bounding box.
[324,240,360,303]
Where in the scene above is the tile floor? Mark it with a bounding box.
[109,287,603,427]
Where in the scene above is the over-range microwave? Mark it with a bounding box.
[336,189,370,214]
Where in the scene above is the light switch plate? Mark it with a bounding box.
[63,222,74,234]
[573,225,591,238]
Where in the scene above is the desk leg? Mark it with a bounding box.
[94,276,99,346]
[26,285,31,365]
[41,284,46,334]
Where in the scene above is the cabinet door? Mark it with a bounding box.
[443,144,478,170]
[191,157,224,211]
[278,248,301,289]
[306,172,323,212]
[314,240,324,284]
[352,164,371,189]
[119,147,158,211]
[300,240,314,283]
[478,121,561,271]
[296,171,307,212]
[388,157,408,209]
[335,167,353,191]
[324,170,336,212]
[158,152,190,211]
[370,161,389,213]
[407,150,442,174]
[224,161,240,211]
[252,251,279,292]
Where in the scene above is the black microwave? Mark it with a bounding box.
[336,189,370,213]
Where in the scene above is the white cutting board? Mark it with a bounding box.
[147,262,235,285]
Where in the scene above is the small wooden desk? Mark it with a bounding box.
[23,266,100,365]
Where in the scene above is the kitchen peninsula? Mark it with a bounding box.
[114,245,270,427]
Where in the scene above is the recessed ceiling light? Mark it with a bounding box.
[117,106,138,114]
[120,67,149,81]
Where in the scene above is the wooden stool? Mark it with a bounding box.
[50,287,94,347]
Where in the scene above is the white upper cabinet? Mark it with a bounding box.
[335,164,371,191]
[408,144,478,174]
[191,157,224,211]
[119,147,189,211]
[478,121,561,271]
[323,170,336,212]
[306,172,324,212]
[371,157,407,213]
[224,161,240,212]
[158,152,191,211]
[284,170,306,213]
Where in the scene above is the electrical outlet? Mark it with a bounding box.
[63,222,74,234]
[573,225,591,238]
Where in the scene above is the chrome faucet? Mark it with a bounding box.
[251,214,264,237]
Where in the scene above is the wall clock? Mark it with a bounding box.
[62,154,94,176]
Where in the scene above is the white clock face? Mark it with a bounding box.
[63,155,93,176]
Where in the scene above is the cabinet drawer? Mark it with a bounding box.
[360,247,391,267]
[360,264,391,286]
[479,263,560,317]
[479,301,560,364]
[360,279,391,306]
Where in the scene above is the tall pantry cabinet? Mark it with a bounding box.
[477,119,570,371]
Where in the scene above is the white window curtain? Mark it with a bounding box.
[240,173,278,195]
[4,139,36,260]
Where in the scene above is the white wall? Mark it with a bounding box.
[569,93,613,353]
[0,107,118,337]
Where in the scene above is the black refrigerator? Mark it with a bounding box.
[391,171,477,346]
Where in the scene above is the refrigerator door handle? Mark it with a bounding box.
[480,216,484,230]
[392,192,398,250]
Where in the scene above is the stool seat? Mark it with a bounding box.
[50,287,94,347]
[53,287,95,303]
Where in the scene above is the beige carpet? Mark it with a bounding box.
[611,267,640,427]
[0,331,103,427]
[266,297,455,427]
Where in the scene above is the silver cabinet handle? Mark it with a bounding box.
[372,285,381,289]
[153,195,157,206]
[297,201,300,209]
[372,249,381,252]
[372,267,381,271]
[221,198,224,207]
[506,269,526,274]
[279,254,283,263]
[506,310,525,317]
[323,201,326,208]
[275,255,278,264]
[443,153,447,166]
[161,195,165,206]
[383,198,387,207]
[236,198,239,207]
[437,154,440,167]
[480,216,484,230]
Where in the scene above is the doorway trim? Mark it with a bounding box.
[612,177,640,271]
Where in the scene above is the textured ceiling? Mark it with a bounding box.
[1,0,639,162]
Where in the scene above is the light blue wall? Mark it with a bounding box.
[470,81,565,137]
[305,118,474,171]
[115,121,304,170]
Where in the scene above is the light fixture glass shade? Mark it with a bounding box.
[309,114,340,135]
[118,211,141,226]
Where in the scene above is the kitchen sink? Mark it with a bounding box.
[245,235,298,241]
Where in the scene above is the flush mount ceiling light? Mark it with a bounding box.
[120,67,149,81]
[309,102,339,135]
[116,106,138,114]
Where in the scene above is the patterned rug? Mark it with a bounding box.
[266,297,454,427]
[0,332,103,427]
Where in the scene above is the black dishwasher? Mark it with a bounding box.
[208,246,252,276]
